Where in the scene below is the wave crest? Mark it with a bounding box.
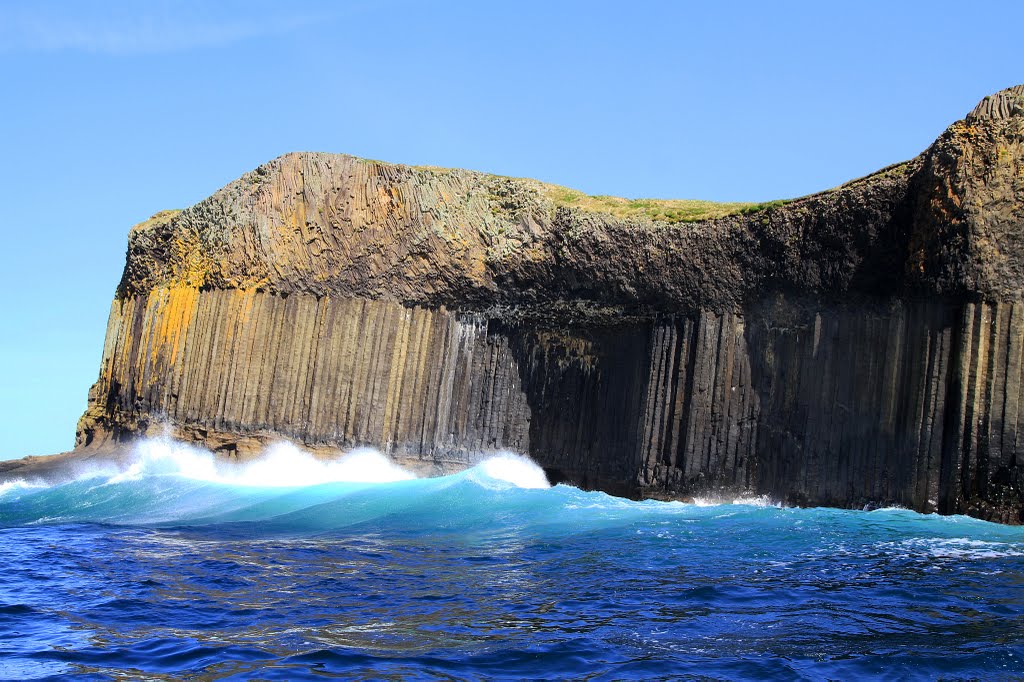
[112,439,417,487]
[0,438,557,528]
[472,452,550,489]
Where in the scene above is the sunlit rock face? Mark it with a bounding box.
[74,86,1024,523]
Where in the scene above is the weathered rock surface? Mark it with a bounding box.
[20,86,1024,522]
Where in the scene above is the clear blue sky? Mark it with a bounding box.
[1,0,1021,459]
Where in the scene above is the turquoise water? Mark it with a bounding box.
[0,440,1022,680]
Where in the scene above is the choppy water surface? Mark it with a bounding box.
[0,440,1022,680]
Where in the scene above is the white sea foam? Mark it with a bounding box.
[692,493,779,508]
[881,537,1024,560]
[0,477,47,496]
[107,437,416,487]
[6,438,558,493]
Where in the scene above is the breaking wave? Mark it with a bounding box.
[1,437,1022,549]
[0,438,567,529]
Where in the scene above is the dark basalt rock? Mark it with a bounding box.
[19,86,1024,522]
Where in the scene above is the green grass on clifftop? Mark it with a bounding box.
[539,185,759,224]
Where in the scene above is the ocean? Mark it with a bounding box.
[1,440,1022,680]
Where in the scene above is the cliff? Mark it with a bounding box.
[34,85,1024,522]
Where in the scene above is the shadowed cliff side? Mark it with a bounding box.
[49,85,1024,523]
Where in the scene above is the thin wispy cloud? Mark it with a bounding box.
[0,0,331,54]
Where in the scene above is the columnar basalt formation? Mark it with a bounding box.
[58,85,1024,522]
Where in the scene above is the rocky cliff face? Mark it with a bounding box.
[74,85,1024,523]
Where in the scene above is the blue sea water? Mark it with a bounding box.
[0,440,1022,680]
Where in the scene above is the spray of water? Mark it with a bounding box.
[0,478,46,496]
[474,452,551,489]
[691,493,780,508]
[4,437,552,492]
[109,439,417,486]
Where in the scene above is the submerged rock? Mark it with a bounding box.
[32,85,1024,523]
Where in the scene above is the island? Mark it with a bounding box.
[6,85,1023,523]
